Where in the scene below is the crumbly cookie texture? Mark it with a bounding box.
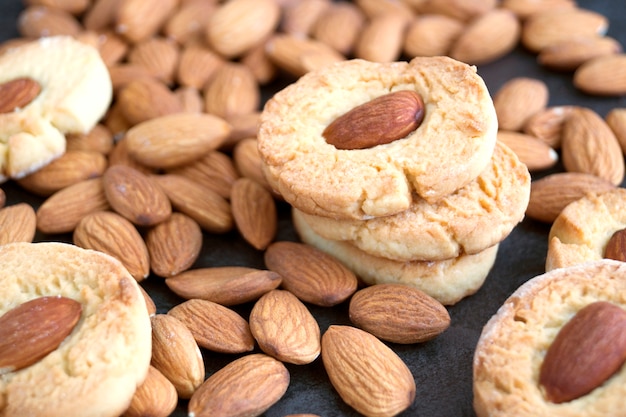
[258,56,498,220]
[0,36,112,182]
[0,242,151,417]
[293,208,498,306]
[473,260,626,417]
[299,142,530,261]
[546,188,626,271]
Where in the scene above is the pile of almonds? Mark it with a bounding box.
[1,0,626,416]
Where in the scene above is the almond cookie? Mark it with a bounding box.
[258,56,498,220]
[545,188,626,271]
[0,242,151,417]
[293,208,498,305]
[473,260,626,417]
[298,142,529,261]
[0,36,112,182]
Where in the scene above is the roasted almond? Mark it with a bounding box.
[122,365,178,417]
[264,241,358,307]
[496,131,558,171]
[150,313,205,399]
[525,172,616,223]
[539,301,626,403]
[604,228,626,262]
[561,106,625,185]
[231,178,277,250]
[102,165,172,226]
[188,353,289,417]
[0,77,41,113]
[73,210,150,282]
[321,325,416,416]
[249,289,321,364]
[168,298,255,354]
[349,283,450,344]
[493,77,549,132]
[124,112,232,169]
[145,212,203,278]
[0,203,37,245]
[322,90,425,150]
[0,296,82,374]
[153,174,233,234]
[165,267,282,306]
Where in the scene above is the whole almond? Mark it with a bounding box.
[500,0,575,19]
[103,165,172,226]
[66,124,114,155]
[153,174,233,234]
[17,150,107,196]
[127,36,180,85]
[521,8,609,52]
[166,150,239,200]
[240,39,278,86]
[322,90,425,150]
[165,267,282,306]
[413,0,496,21]
[573,53,626,96]
[449,9,521,65]
[265,34,345,78]
[0,77,41,113]
[115,0,178,43]
[311,2,365,56]
[203,63,260,119]
[122,365,178,417]
[18,5,82,38]
[107,135,155,175]
[232,138,275,195]
[264,241,358,306]
[163,0,216,45]
[538,36,622,71]
[124,112,232,169]
[349,283,450,344]
[73,211,150,282]
[150,314,205,399]
[539,301,626,403]
[523,105,576,149]
[92,29,129,67]
[231,178,277,250]
[83,0,121,31]
[493,77,549,132]
[168,298,255,354]
[36,177,111,234]
[526,172,616,223]
[604,228,626,262]
[249,289,321,364]
[354,13,408,63]
[606,108,626,154]
[561,106,625,185]
[0,296,82,374]
[0,203,37,245]
[189,353,289,417]
[175,86,204,114]
[355,0,414,19]
[176,45,224,90]
[403,14,464,58]
[496,131,558,171]
[321,325,416,416]
[145,212,203,278]
[281,0,331,36]
[116,79,183,126]
[24,0,90,15]
[205,0,281,58]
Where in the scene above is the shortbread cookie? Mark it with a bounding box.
[0,36,112,182]
[0,242,151,417]
[258,56,498,220]
[473,260,626,417]
[299,142,530,261]
[545,188,626,271]
[293,209,498,305]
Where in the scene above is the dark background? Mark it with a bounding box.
[1,1,625,416]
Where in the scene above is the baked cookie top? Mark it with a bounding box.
[0,242,151,417]
[293,208,498,306]
[546,188,626,271]
[473,260,626,417]
[258,56,498,220]
[298,141,530,261]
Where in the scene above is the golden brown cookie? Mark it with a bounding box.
[473,260,626,417]
[298,142,529,261]
[0,242,151,417]
[545,188,626,271]
[293,208,498,305]
[258,56,498,220]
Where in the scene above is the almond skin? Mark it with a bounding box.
[249,289,321,364]
[0,203,36,245]
[539,301,626,403]
[604,229,626,262]
[188,353,290,417]
[231,177,277,250]
[573,53,626,96]
[0,296,82,374]
[264,241,358,307]
[349,283,450,344]
[321,325,416,416]
[496,131,558,172]
[322,90,425,150]
[0,77,41,113]
[168,298,255,354]
[122,365,178,417]
[493,77,549,132]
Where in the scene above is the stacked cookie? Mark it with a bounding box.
[258,56,531,305]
